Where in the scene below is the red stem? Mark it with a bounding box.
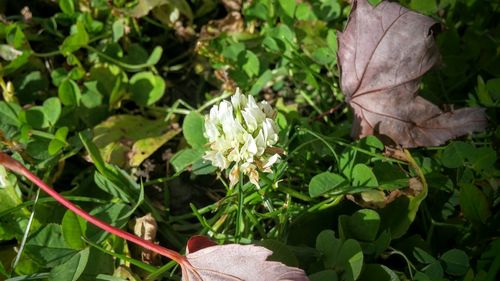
[0,152,187,265]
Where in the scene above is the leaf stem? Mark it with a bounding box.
[0,152,186,265]
[84,45,155,71]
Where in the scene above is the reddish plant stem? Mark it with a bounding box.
[0,152,187,266]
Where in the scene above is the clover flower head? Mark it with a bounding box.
[203,88,281,187]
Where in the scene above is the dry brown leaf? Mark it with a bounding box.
[181,236,309,281]
[347,177,423,208]
[132,213,160,264]
[337,0,487,147]
[199,12,244,40]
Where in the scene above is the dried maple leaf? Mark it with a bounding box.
[338,0,487,147]
[182,236,309,281]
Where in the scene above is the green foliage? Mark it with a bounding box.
[0,0,498,279]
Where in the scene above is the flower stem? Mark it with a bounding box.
[0,152,187,266]
[235,172,245,242]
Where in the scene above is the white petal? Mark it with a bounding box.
[263,154,280,169]
[213,152,228,169]
[229,165,240,188]
[263,118,279,146]
[242,110,258,132]
[231,88,247,110]
[204,121,219,141]
[259,101,276,118]
[255,131,266,156]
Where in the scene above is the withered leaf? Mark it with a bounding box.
[182,242,309,281]
[338,0,487,147]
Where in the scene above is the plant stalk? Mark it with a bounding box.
[0,152,186,266]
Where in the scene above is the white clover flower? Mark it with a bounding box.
[203,88,281,187]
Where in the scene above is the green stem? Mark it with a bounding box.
[85,46,155,71]
[83,237,158,273]
[197,90,232,113]
[235,173,245,242]
[32,50,62,57]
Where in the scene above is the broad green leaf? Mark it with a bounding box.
[440,249,469,276]
[311,47,335,65]
[191,158,217,175]
[14,71,49,103]
[410,0,437,14]
[0,175,34,241]
[88,64,127,108]
[170,148,204,172]
[316,230,342,269]
[278,0,296,18]
[422,261,444,280]
[49,248,89,281]
[326,30,338,52]
[242,50,260,78]
[249,69,273,96]
[413,247,437,264]
[352,164,378,187]
[312,0,341,21]
[183,111,207,149]
[309,172,347,198]
[25,224,78,267]
[459,184,491,224]
[258,239,299,267]
[59,0,75,15]
[338,239,364,281]
[42,97,62,126]
[62,210,86,250]
[441,141,474,168]
[339,209,380,242]
[129,71,166,106]
[468,147,496,172]
[0,261,7,278]
[222,43,245,62]
[51,68,69,87]
[486,77,500,100]
[146,46,163,65]
[295,3,316,21]
[58,79,81,106]
[24,106,49,129]
[112,20,124,42]
[60,20,89,55]
[78,247,114,280]
[476,76,493,106]
[6,24,27,48]
[48,127,69,155]
[358,264,400,281]
[262,36,280,53]
[0,101,22,126]
[379,177,427,239]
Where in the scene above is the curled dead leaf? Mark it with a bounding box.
[347,177,424,209]
[199,12,244,40]
[131,213,160,265]
[338,0,487,148]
